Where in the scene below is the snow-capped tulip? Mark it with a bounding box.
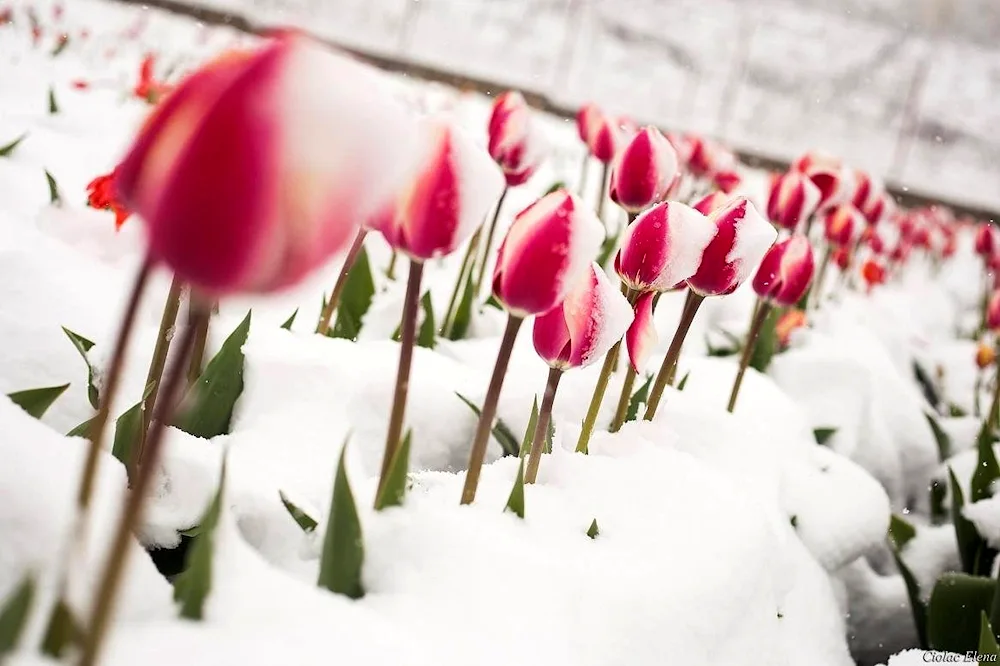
[487,90,542,186]
[976,342,996,370]
[370,118,505,261]
[532,262,633,370]
[975,224,998,259]
[116,35,417,295]
[850,170,877,211]
[614,201,715,293]
[988,291,1000,332]
[766,170,821,231]
[626,291,657,373]
[492,190,604,317]
[687,197,778,297]
[752,235,815,307]
[823,204,862,247]
[692,191,730,216]
[608,127,680,213]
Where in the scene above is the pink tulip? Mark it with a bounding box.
[823,204,862,247]
[986,291,1000,332]
[614,201,715,293]
[862,192,891,226]
[578,107,620,163]
[608,127,680,213]
[850,170,878,211]
[533,262,633,370]
[766,170,821,231]
[975,223,998,259]
[713,168,742,194]
[687,197,778,297]
[752,235,815,307]
[369,118,504,261]
[116,36,416,294]
[576,103,600,144]
[804,166,852,210]
[791,150,841,175]
[684,133,716,178]
[692,191,730,216]
[487,90,542,186]
[626,291,657,373]
[492,190,604,317]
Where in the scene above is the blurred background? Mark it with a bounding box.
[193,0,1000,214]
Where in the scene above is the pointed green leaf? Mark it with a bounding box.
[586,519,599,539]
[925,413,953,462]
[813,427,837,446]
[971,423,1000,503]
[40,597,81,657]
[0,133,27,158]
[173,457,227,620]
[0,576,34,655]
[979,612,1000,659]
[173,311,250,438]
[749,306,780,372]
[179,525,202,539]
[889,514,917,551]
[454,392,518,457]
[317,444,364,599]
[48,87,59,114]
[625,375,653,423]
[484,295,503,311]
[375,430,411,511]
[279,491,317,533]
[676,372,690,391]
[66,415,96,438]
[330,247,374,341]
[504,458,525,519]
[111,381,156,468]
[62,327,99,409]
[949,403,968,418]
[280,308,298,331]
[950,467,991,575]
[7,383,69,419]
[704,333,738,358]
[891,549,928,649]
[544,409,555,455]
[927,573,995,653]
[544,181,565,195]
[448,269,476,341]
[930,478,948,525]
[518,396,539,459]
[44,169,60,204]
[416,292,436,349]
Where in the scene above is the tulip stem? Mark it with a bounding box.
[186,300,213,385]
[386,250,398,280]
[460,315,523,504]
[595,162,610,225]
[524,367,563,484]
[807,247,832,311]
[609,287,640,432]
[377,259,424,502]
[473,187,509,298]
[727,299,771,413]
[643,292,705,421]
[577,152,589,198]
[316,229,368,335]
[575,341,622,454]
[79,304,207,666]
[974,370,983,418]
[440,227,482,338]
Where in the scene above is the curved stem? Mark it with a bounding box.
[807,247,832,311]
[524,367,562,484]
[386,250,398,281]
[595,162,610,225]
[473,187,509,298]
[316,229,368,335]
[460,315,523,504]
[440,228,482,338]
[79,305,206,666]
[376,259,424,501]
[727,300,771,413]
[575,340,622,454]
[643,293,705,421]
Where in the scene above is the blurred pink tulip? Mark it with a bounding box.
[752,235,815,307]
[823,204,862,247]
[625,291,657,374]
[691,191,730,216]
[766,170,821,231]
[487,90,542,187]
[608,127,680,213]
[687,197,777,297]
[975,223,998,259]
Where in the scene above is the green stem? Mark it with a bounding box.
[727,300,771,413]
[376,259,423,502]
[575,340,622,454]
[609,287,640,432]
[473,187,509,298]
[595,162,610,225]
[807,247,832,312]
[460,315,523,504]
[386,249,398,280]
[316,228,368,335]
[643,292,705,421]
[979,261,991,338]
[974,370,983,419]
[440,227,482,338]
[524,367,562,484]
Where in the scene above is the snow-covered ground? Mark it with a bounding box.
[0,1,995,665]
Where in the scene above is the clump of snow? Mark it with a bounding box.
[964,494,1000,550]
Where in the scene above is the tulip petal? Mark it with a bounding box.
[532,304,573,369]
[626,291,658,374]
[563,263,633,369]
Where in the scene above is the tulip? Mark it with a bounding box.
[861,192,891,227]
[823,204,861,247]
[975,224,998,259]
[85,168,131,229]
[608,127,679,214]
[527,263,632,482]
[729,236,815,412]
[462,190,603,504]
[692,191,730,216]
[974,341,997,417]
[860,259,886,293]
[644,197,776,420]
[775,308,807,347]
[487,90,542,187]
[791,150,841,175]
[803,166,852,213]
[987,291,1000,332]
[766,170,821,232]
[575,102,599,196]
[712,168,742,194]
[581,109,622,222]
[684,133,716,178]
[850,169,877,212]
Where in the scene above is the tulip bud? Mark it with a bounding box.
[608,127,680,213]
[369,118,505,261]
[533,262,633,370]
[988,291,1000,332]
[626,291,658,374]
[862,193,891,226]
[116,35,417,294]
[862,227,885,255]
[832,246,852,270]
[823,204,861,247]
[691,191,730,216]
[712,168,742,194]
[975,223,998,259]
[582,110,620,163]
[766,170,821,231]
[804,166,852,209]
[684,133,716,178]
[791,150,840,175]
[752,235,815,307]
[492,190,604,317]
[775,308,807,347]
[576,103,599,144]
[687,197,778,297]
[487,91,542,186]
[614,201,715,293]
[850,169,877,211]
[976,342,996,370]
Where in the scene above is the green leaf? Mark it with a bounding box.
[979,612,1000,659]
[518,396,539,459]
[0,133,27,158]
[416,292,436,350]
[484,295,503,311]
[0,576,34,655]
[40,597,81,657]
[913,360,942,410]
[813,427,837,446]
[928,573,995,653]
[375,430,411,511]
[317,444,364,599]
[892,549,928,649]
[280,308,298,331]
[279,491,317,533]
[949,403,968,418]
[173,456,227,620]
[950,467,993,576]
[44,169,60,204]
[625,375,653,423]
[455,392,519,457]
[448,269,476,341]
[930,478,948,525]
[330,247,374,341]
[111,381,156,469]
[586,519,599,539]
[179,525,202,539]
[66,415,96,438]
[676,372,690,391]
[544,181,565,195]
[62,327,99,409]
[749,306,780,372]
[7,383,69,419]
[925,413,953,462]
[504,458,526,519]
[971,422,1000,503]
[48,87,58,114]
[889,514,917,551]
[704,333,738,358]
[544,410,555,455]
[173,311,250,438]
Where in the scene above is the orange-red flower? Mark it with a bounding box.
[861,259,886,292]
[775,309,807,348]
[86,169,131,229]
